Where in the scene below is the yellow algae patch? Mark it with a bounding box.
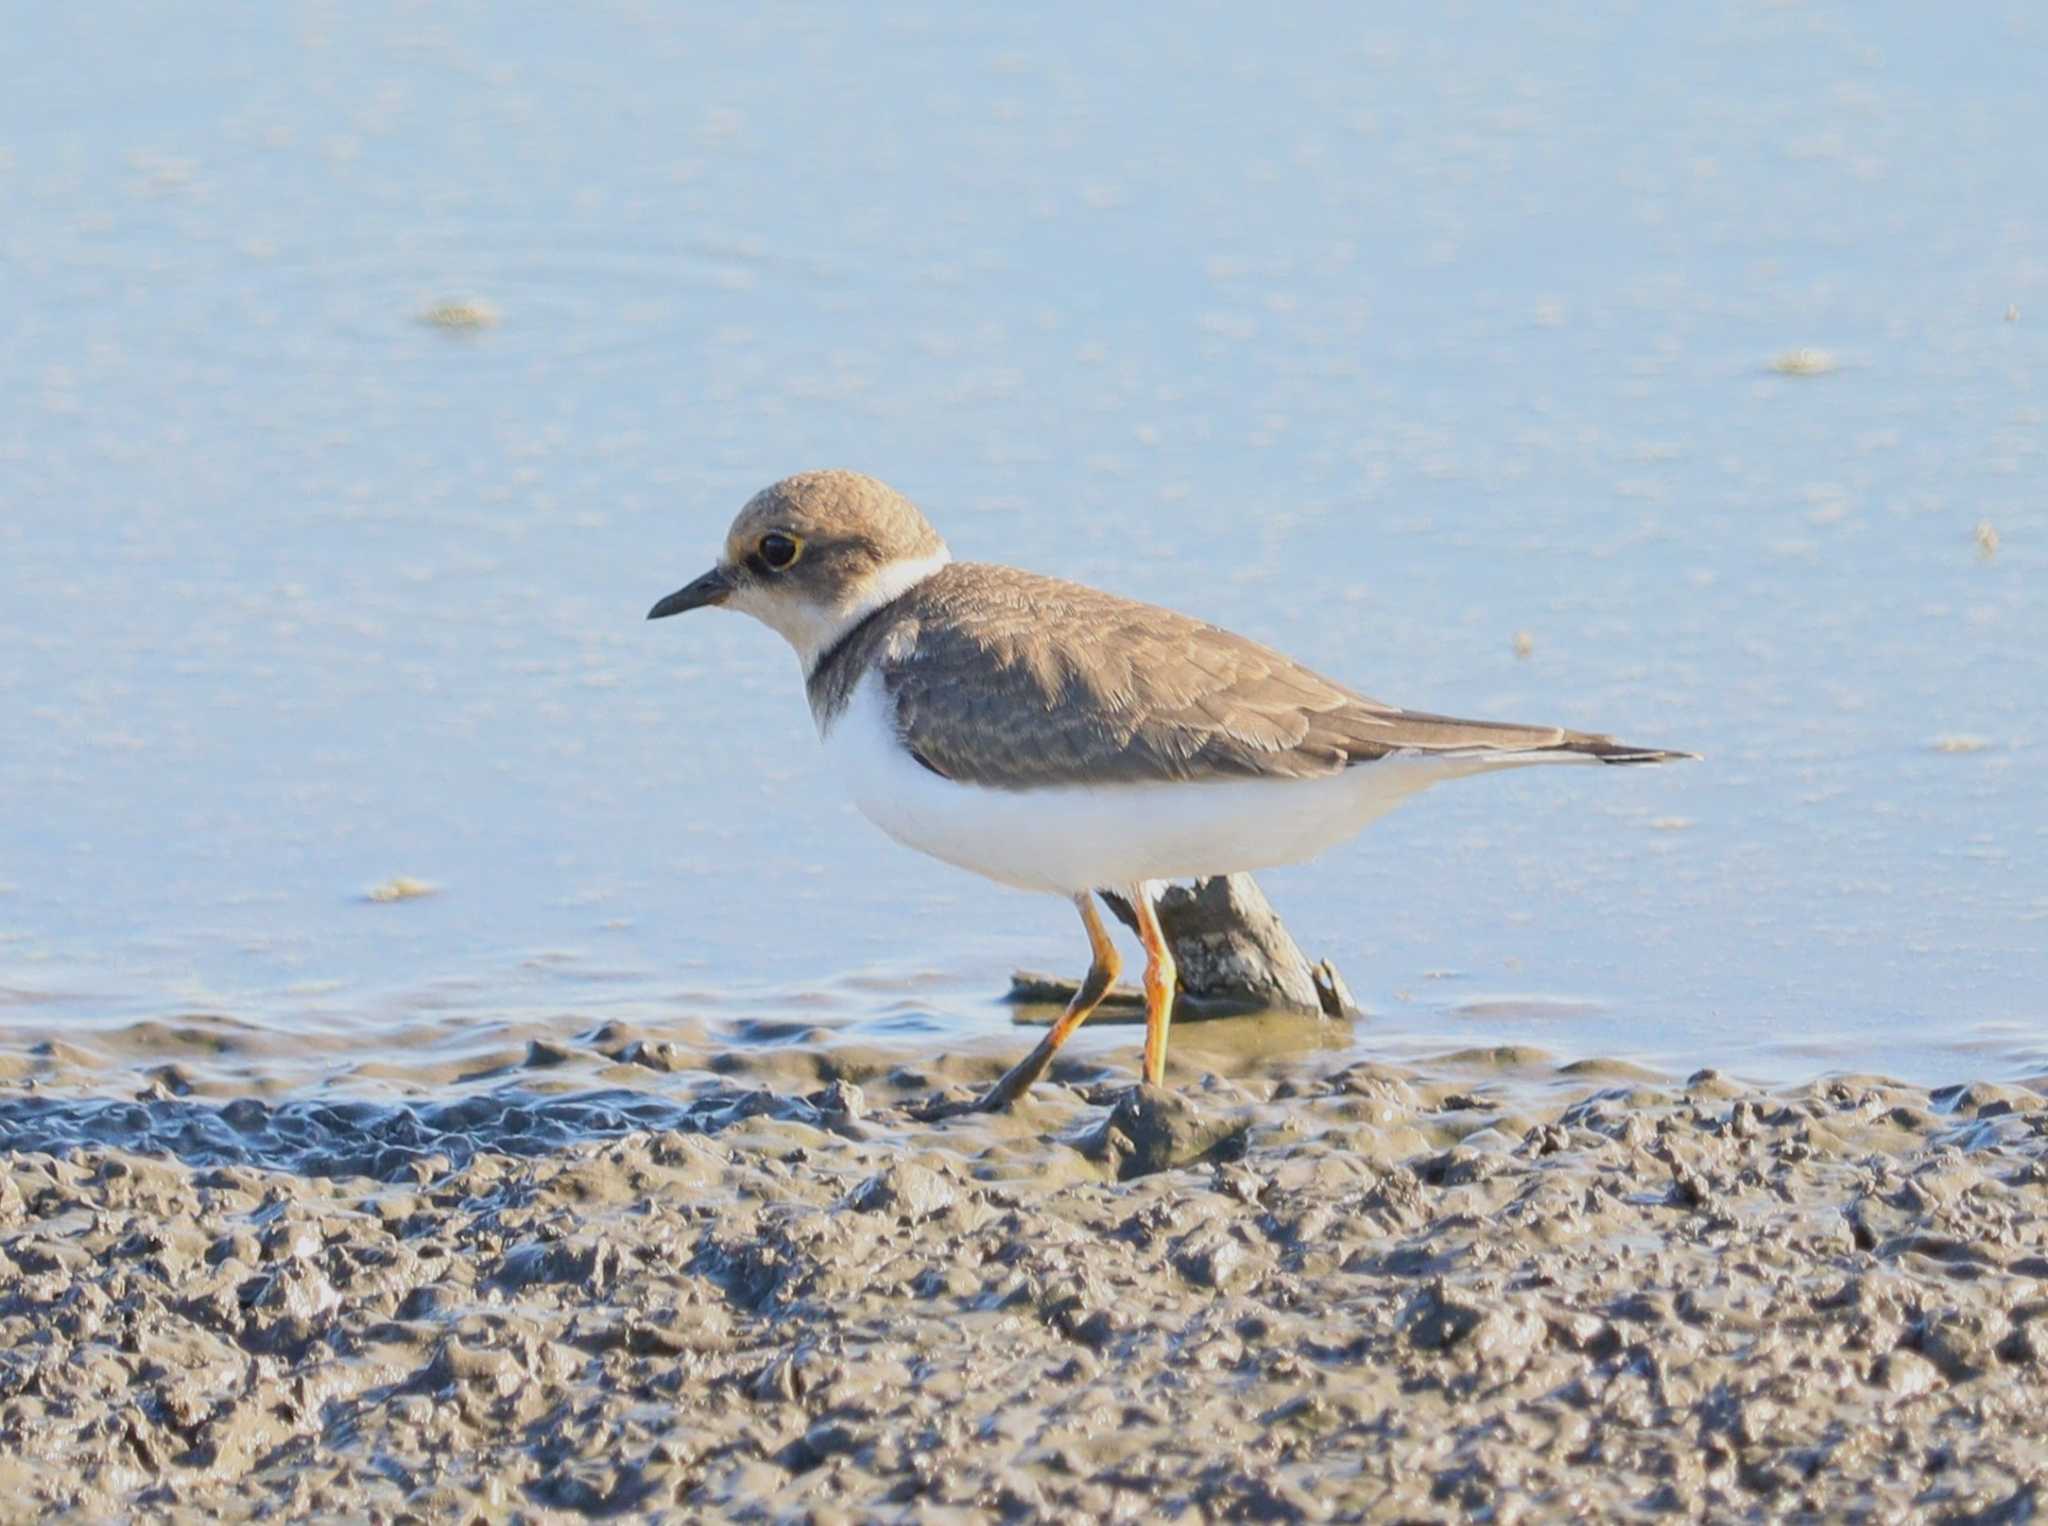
[1769,347,1836,376]
[417,298,500,330]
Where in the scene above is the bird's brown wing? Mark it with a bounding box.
[874,564,1664,791]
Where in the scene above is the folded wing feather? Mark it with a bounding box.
[865,564,1687,790]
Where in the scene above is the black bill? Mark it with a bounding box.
[647,567,733,619]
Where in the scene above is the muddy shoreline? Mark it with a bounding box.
[1,1031,2044,1521]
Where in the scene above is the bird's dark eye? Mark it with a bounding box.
[759,532,801,570]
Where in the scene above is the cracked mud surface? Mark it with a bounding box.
[2,1031,2045,1521]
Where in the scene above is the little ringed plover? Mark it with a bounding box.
[649,470,1693,1111]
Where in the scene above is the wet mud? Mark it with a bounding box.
[1,1027,2044,1521]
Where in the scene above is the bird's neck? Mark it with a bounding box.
[793,550,950,677]
[802,551,949,730]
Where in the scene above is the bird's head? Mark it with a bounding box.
[647,470,950,669]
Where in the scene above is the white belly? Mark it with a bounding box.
[818,671,1493,895]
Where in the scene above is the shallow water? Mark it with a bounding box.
[2,2,2043,1102]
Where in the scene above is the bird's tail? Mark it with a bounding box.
[1364,707,1698,767]
[1541,731,1699,765]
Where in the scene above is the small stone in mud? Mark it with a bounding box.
[848,1159,954,1218]
[809,1079,866,1123]
[1875,1348,1943,1397]
[1078,1085,1250,1179]
[1917,1308,2007,1380]
[1174,1229,1259,1291]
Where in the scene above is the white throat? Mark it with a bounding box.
[736,550,951,674]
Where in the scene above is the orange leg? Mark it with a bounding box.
[1130,882,1178,1087]
[975,892,1122,1111]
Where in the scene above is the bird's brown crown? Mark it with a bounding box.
[723,470,947,586]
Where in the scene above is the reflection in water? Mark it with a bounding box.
[0,4,2041,1092]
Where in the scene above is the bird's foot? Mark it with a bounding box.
[906,1087,1000,1122]
[909,1064,1043,1120]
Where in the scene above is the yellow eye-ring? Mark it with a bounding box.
[759,532,802,570]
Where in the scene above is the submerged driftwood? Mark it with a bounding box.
[1009,873,1357,1021]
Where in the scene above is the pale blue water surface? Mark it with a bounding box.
[1,3,2042,1095]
